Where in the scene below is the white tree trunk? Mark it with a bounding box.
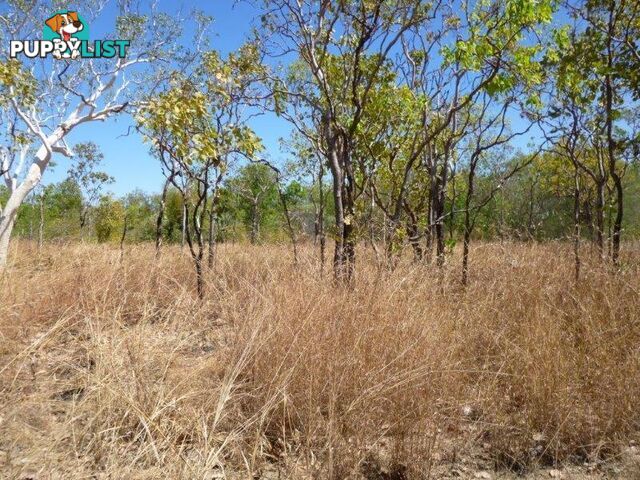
[0,137,56,268]
[0,213,15,267]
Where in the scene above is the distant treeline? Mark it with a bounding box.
[3,159,639,248]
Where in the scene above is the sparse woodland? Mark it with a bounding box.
[1,0,640,479]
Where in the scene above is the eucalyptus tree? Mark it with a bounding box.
[359,80,427,265]
[561,0,640,265]
[458,93,539,286]
[256,159,301,265]
[0,0,203,268]
[94,195,124,243]
[541,16,610,262]
[138,46,264,298]
[139,80,225,297]
[395,0,555,266]
[229,162,277,245]
[285,134,328,270]
[339,0,554,272]
[537,22,605,275]
[258,0,556,280]
[255,0,432,283]
[67,142,113,231]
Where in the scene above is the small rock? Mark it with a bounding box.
[474,472,492,479]
[608,465,622,475]
[462,404,482,420]
[533,432,546,442]
[548,469,563,478]
[203,466,225,480]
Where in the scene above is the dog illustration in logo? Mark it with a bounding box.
[45,11,84,59]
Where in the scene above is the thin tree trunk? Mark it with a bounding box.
[425,142,437,265]
[385,206,403,270]
[155,177,170,258]
[610,173,623,265]
[343,219,355,283]
[317,161,326,273]
[425,200,434,264]
[461,165,476,286]
[80,207,87,231]
[277,184,299,266]
[406,223,423,262]
[435,153,449,267]
[606,72,623,264]
[368,182,382,265]
[592,144,607,258]
[184,179,209,300]
[605,4,623,266]
[326,129,355,284]
[385,225,400,269]
[38,193,45,250]
[250,198,259,245]
[207,172,224,270]
[207,206,216,269]
[436,84,458,267]
[527,180,536,238]
[381,212,387,255]
[184,203,205,300]
[196,184,208,298]
[119,214,128,263]
[383,147,422,269]
[608,199,613,258]
[329,142,346,282]
[195,257,204,299]
[342,146,356,284]
[405,204,423,262]
[583,197,593,244]
[181,202,187,250]
[462,227,471,286]
[448,154,457,240]
[313,201,320,246]
[573,164,581,282]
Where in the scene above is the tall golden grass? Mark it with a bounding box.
[0,240,639,479]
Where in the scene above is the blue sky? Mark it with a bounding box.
[45,1,291,196]
[41,1,545,197]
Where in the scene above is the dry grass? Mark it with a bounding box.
[0,240,639,479]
